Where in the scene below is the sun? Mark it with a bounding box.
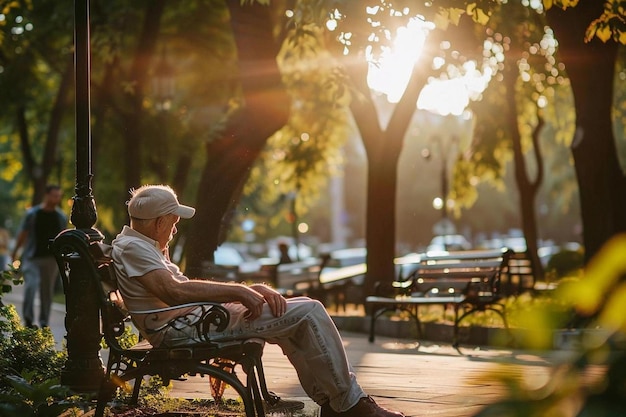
[367,18,429,103]
[367,19,491,117]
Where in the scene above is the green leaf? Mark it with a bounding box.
[597,24,612,42]
[448,8,464,26]
[433,11,451,30]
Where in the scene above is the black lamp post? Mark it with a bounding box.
[422,133,458,238]
[57,0,105,391]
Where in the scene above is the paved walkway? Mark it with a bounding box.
[3,286,589,417]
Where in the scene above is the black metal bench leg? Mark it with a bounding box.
[485,305,514,347]
[246,364,266,417]
[95,377,117,417]
[240,343,271,417]
[453,305,464,353]
[130,375,142,404]
[95,355,124,417]
[369,305,422,343]
[453,303,510,353]
[411,305,422,339]
[252,357,280,405]
[199,363,257,417]
[369,307,390,343]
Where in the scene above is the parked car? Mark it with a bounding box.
[199,245,263,281]
[426,234,472,252]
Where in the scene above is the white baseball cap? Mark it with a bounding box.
[127,185,195,220]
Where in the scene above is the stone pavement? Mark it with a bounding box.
[3,286,588,417]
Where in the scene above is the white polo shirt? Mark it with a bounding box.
[111,225,195,346]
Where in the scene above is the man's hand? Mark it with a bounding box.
[250,284,287,318]
[237,285,267,321]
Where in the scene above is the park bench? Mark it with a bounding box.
[316,260,367,311]
[260,259,321,296]
[295,251,422,312]
[366,248,516,348]
[253,250,366,310]
[51,229,284,417]
[501,250,535,296]
[289,249,368,311]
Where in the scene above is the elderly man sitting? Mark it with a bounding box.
[111,184,404,417]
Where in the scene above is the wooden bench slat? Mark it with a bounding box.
[319,263,367,284]
[366,295,467,305]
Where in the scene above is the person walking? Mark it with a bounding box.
[111,184,405,417]
[11,184,67,328]
[0,227,11,272]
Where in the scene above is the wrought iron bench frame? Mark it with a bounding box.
[51,229,280,417]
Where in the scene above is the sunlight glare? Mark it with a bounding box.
[367,18,429,104]
[367,18,491,116]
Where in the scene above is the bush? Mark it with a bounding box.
[546,249,584,278]
[0,266,71,414]
[0,373,75,417]
[0,304,67,390]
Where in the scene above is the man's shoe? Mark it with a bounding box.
[264,397,305,413]
[321,396,404,417]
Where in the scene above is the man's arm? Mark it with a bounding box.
[11,230,27,261]
[136,269,272,320]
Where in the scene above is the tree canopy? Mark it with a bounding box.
[0,0,624,281]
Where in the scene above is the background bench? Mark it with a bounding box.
[304,250,423,312]
[366,248,517,348]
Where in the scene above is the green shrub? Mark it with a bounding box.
[1,263,23,300]
[0,304,67,390]
[546,249,584,278]
[0,373,76,417]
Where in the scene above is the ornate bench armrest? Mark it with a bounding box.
[130,302,230,340]
[129,301,227,316]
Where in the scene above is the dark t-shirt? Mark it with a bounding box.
[33,209,65,258]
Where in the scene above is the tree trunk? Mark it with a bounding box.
[348,45,432,298]
[547,3,626,263]
[121,0,166,194]
[184,1,290,274]
[16,55,73,205]
[91,59,116,181]
[503,60,545,281]
[363,141,400,296]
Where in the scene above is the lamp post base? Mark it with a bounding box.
[56,228,106,392]
[61,357,105,393]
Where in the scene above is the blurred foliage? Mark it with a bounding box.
[240,21,351,240]
[0,304,66,391]
[544,0,626,44]
[100,323,139,352]
[474,234,626,416]
[0,0,75,226]
[0,269,76,415]
[0,373,76,417]
[615,47,626,173]
[546,249,585,279]
[459,0,576,215]
[1,263,23,296]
